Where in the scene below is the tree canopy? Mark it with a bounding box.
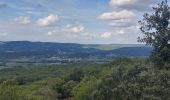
[138,0,170,68]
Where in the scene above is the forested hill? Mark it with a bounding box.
[0,41,152,59]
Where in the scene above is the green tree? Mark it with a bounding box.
[138,0,170,68]
[72,76,100,100]
[0,79,26,100]
[69,68,84,82]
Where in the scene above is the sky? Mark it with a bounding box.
[0,0,163,44]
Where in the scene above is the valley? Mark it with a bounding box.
[0,41,152,68]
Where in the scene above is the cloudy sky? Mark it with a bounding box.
[0,0,162,44]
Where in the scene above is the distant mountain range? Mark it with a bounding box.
[0,41,152,59]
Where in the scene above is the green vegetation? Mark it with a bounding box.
[138,0,170,67]
[0,58,169,100]
[0,0,170,100]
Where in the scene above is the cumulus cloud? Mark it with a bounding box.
[98,10,136,28]
[47,29,61,36]
[109,0,159,11]
[15,16,31,24]
[65,24,85,33]
[98,10,135,20]
[115,30,126,35]
[109,18,137,27]
[115,25,139,35]
[80,32,97,39]
[101,30,127,39]
[46,24,98,40]
[97,0,156,42]
[47,24,85,36]
[37,14,59,26]
[101,32,112,39]
[47,31,55,36]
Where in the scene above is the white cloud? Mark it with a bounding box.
[47,31,55,36]
[98,10,134,20]
[15,16,31,24]
[110,0,136,6]
[37,14,59,26]
[47,24,85,37]
[65,24,85,33]
[114,25,140,35]
[46,24,100,40]
[116,30,125,35]
[80,32,97,39]
[109,18,137,27]
[47,28,61,36]
[98,10,137,28]
[26,11,42,15]
[100,30,126,39]
[101,32,112,39]
[109,0,159,11]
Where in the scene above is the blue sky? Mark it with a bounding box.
[0,0,162,44]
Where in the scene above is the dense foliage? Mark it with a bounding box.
[0,1,170,100]
[138,0,170,67]
[0,58,169,100]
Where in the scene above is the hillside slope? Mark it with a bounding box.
[0,41,152,59]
